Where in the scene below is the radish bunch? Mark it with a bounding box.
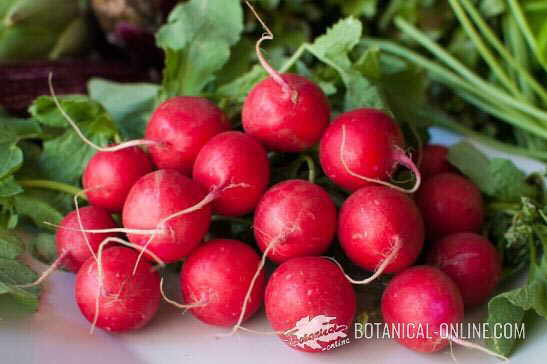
[33,5,505,360]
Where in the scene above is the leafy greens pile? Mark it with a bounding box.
[0,0,545,357]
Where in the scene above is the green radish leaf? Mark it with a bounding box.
[0,177,23,199]
[0,258,40,313]
[13,194,64,229]
[29,233,57,264]
[0,229,24,260]
[156,0,244,100]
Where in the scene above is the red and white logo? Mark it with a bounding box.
[282,315,349,351]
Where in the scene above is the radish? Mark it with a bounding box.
[381,266,464,353]
[416,172,484,239]
[419,144,456,180]
[178,239,265,326]
[338,185,424,281]
[253,179,337,263]
[75,246,161,332]
[83,146,154,212]
[56,206,118,272]
[265,256,356,353]
[122,169,212,263]
[241,3,330,152]
[192,131,270,216]
[319,108,421,193]
[145,96,230,175]
[428,232,501,307]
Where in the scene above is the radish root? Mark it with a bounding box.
[48,73,158,152]
[159,277,207,313]
[73,188,98,261]
[329,236,402,285]
[340,125,421,194]
[16,251,68,288]
[442,330,508,362]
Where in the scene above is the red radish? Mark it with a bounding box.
[381,266,464,352]
[242,3,330,152]
[419,144,456,180]
[416,172,484,239]
[82,147,154,212]
[265,256,356,353]
[319,108,420,193]
[338,185,424,277]
[75,246,161,332]
[253,179,337,263]
[122,169,212,263]
[145,96,230,175]
[192,131,270,216]
[428,232,501,307]
[180,239,265,326]
[56,206,118,272]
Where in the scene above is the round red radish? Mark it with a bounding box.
[180,239,265,326]
[242,73,330,152]
[416,172,484,239]
[419,144,456,180]
[122,169,212,263]
[56,206,118,272]
[338,185,424,274]
[75,246,161,332]
[253,179,337,263]
[145,96,230,175]
[82,146,154,212]
[192,131,270,216]
[428,232,501,307]
[381,266,464,353]
[319,108,417,192]
[265,256,356,353]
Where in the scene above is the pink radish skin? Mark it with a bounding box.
[381,266,464,353]
[416,172,484,240]
[122,169,212,263]
[180,239,265,326]
[428,232,501,307]
[338,185,424,274]
[419,144,456,180]
[192,131,270,216]
[319,108,417,192]
[242,73,330,152]
[82,146,154,212]
[265,257,357,353]
[253,179,337,263]
[75,246,161,332]
[56,206,118,272]
[145,96,230,175]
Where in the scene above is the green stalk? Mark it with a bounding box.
[18,179,84,198]
[395,18,547,124]
[459,0,547,104]
[279,43,308,73]
[302,155,316,183]
[507,0,547,69]
[449,0,522,98]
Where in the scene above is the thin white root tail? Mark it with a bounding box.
[340,125,422,194]
[445,333,509,362]
[245,1,293,98]
[44,221,162,236]
[90,237,165,335]
[159,277,207,313]
[329,236,402,285]
[238,326,284,335]
[48,73,157,152]
[16,252,68,288]
[74,189,96,261]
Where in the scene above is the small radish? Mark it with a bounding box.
[145,96,230,175]
[416,172,484,239]
[242,3,330,152]
[265,256,356,353]
[56,206,118,272]
[419,144,456,180]
[192,131,270,216]
[319,108,420,193]
[179,239,265,326]
[338,185,424,280]
[83,146,154,212]
[75,246,161,332]
[122,169,212,263]
[381,266,463,353]
[428,232,501,307]
[253,179,337,263]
